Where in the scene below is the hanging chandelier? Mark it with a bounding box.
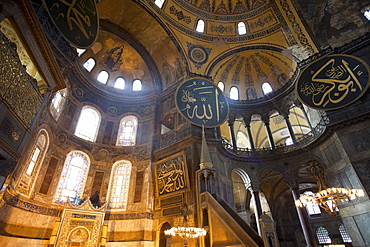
[165,203,207,245]
[295,161,365,216]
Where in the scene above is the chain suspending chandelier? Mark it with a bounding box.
[295,161,365,216]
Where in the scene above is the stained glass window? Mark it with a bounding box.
[316,226,332,244]
[116,116,138,146]
[303,191,321,215]
[238,22,247,35]
[196,19,205,33]
[75,106,101,142]
[83,58,95,72]
[50,88,67,121]
[132,79,142,91]
[230,86,239,100]
[55,151,90,204]
[108,160,132,209]
[339,224,352,243]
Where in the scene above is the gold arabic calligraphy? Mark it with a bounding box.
[299,58,364,107]
[50,0,96,43]
[180,81,224,123]
[157,157,186,195]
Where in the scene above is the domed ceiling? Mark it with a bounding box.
[85,0,318,98]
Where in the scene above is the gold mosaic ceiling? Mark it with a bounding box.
[85,0,317,98]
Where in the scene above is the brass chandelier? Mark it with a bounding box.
[295,161,365,216]
[165,204,206,245]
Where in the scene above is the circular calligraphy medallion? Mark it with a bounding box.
[188,46,208,65]
[296,54,370,110]
[175,78,229,127]
[43,0,99,48]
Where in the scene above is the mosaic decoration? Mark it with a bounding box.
[250,55,267,79]
[58,133,67,143]
[220,55,240,82]
[296,54,370,110]
[248,11,276,32]
[43,0,98,48]
[108,161,131,209]
[187,43,211,68]
[103,45,124,72]
[105,212,153,220]
[3,191,60,216]
[0,32,43,127]
[169,6,191,24]
[98,149,108,158]
[108,106,117,115]
[244,58,254,86]
[209,24,234,34]
[175,78,229,127]
[231,57,244,85]
[75,88,84,98]
[155,152,189,197]
[279,0,315,55]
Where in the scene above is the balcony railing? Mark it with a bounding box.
[222,116,329,157]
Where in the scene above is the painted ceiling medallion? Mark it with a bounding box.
[188,44,211,69]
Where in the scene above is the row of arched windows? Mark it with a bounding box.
[316,225,352,244]
[82,57,143,91]
[50,90,138,145]
[22,133,133,209]
[75,106,138,145]
[217,81,273,100]
[154,0,247,35]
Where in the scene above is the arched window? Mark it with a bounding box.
[154,0,165,8]
[17,129,49,195]
[316,226,331,244]
[237,22,247,35]
[97,70,109,84]
[132,79,142,91]
[108,160,132,209]
[50,88,67,121]
[116,116,138,146]
[83,58,95,72]
[230,86,239,100]
[303,191,321,215]
[75,106,101,142]
[55,151,90,204]
[196,19,205,33]
[76,48,86,57]
[339,224,352,243]
[285,137,293,146]
[114,77,125,89]
[218,81,225,92]
[262,82,273,95]
[364,8,370,21]
[246,88,256,100]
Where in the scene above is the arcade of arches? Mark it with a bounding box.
[0,0,370,246]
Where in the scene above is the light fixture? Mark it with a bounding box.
[165,203,207,245]
[295,161,365,216]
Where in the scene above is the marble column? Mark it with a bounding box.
[262,116,275,149]
[287,180,317,247]
[249,183,263,236]
[282,113,297,144]
[243,116,255,150]
[228,117,238,151]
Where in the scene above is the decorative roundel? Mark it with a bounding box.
[189,45,209,65]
